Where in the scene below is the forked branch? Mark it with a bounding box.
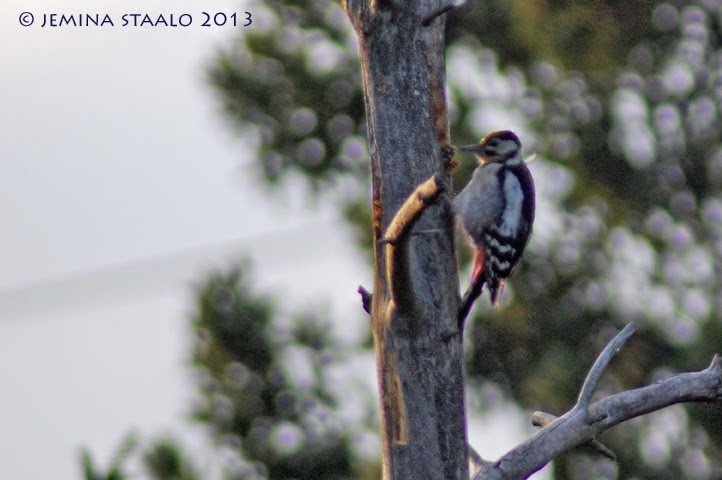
[472,323,722,480]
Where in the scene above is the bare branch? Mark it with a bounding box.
[381,174,446,312]
[531,412,616,461]
[472,325,722,480]
[381,174,446,246]
[575,322,638,416]
[468,444,493,478]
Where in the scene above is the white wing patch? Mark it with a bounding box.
[498,171,523,236]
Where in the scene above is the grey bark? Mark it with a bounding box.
[344,1,467,479]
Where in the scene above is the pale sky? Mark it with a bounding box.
[0,1,367,478]
[0,1,547,478]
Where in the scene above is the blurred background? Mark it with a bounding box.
[3,0,722,479]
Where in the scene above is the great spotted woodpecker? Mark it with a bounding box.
[454,130,536,305]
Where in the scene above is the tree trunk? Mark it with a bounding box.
[345,2,467,479]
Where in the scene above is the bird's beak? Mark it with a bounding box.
[459,144,483,153]
[459,144,488,163]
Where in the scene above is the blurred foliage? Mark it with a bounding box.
[80,433,138,480]
[186,265,376,479]
[142,438,200,480]
[86,0,722,479]
[209,0,367,190]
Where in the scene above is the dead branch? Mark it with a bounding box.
[472,323,722,480]
[381,174,446,245]
[574,322,638,417]
[469,444,493,478]
[345,2,467,476]
[380,174,446,312]
[531,412,615,461]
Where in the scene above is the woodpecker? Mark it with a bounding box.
[454,130,536,305]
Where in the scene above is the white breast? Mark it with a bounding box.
[454,163,505,242]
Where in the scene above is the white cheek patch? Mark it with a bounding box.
[497,142,516,157]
